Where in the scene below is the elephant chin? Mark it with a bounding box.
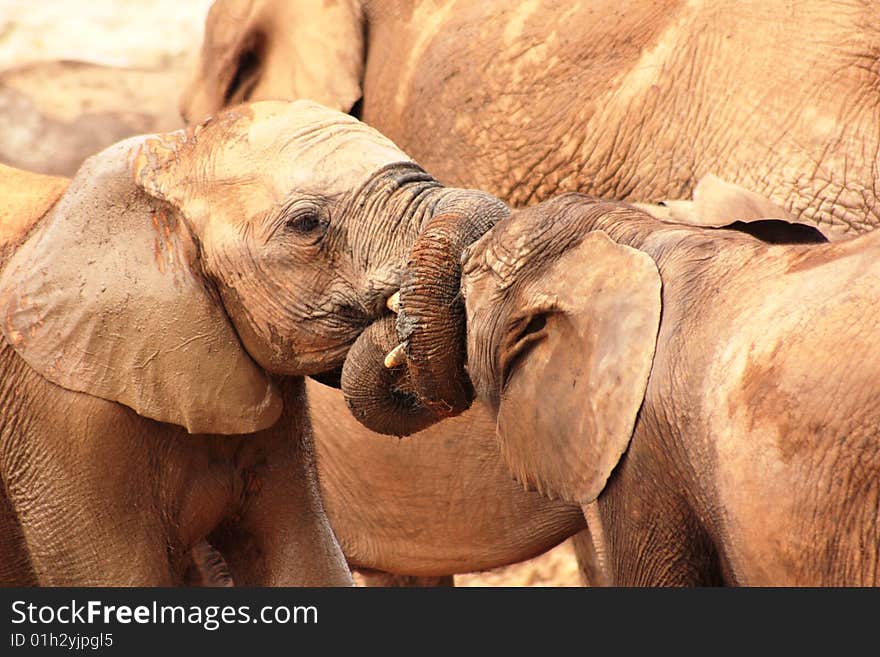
[341,191,508,435]
[341,315,440,436]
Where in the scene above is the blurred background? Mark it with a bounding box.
[0,0,211,175]
[0,0,580,586]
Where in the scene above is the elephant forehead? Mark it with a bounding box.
[463,216,563,289]
[220,100,412,195]
[272,134,410,197]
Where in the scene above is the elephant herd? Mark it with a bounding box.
[0,0,878,587]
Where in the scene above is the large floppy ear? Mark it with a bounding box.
[495,231,661,505]
[182,0,365,122]
[263,0,365,113]
[0,137,282,434]
[636,174,829,243]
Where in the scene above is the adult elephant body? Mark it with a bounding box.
[184,0,880,237]
[308,380,585,577]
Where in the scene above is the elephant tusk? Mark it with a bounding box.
[386,291,400,314]
[383,341,408,369]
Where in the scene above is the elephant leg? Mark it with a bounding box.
[209,428,352,587]
[358,571,455,587]
[13,479,175,586]
[2,398,197,585]
[10,462,177,585]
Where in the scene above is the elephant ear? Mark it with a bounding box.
[495,231,661,505]
[0,137,282,434]
[184,0,365,120]
[636,174,829,243]
[265,0,365,114]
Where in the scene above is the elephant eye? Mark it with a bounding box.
[274,203,329,246]
[285,212,322,234]
[500,312,552,390]
[271,197,330,245]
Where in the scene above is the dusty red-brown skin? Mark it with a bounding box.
[177,1,880,583]
[0,100,588,586]
[183,0,880,237]
[460,195,878,585]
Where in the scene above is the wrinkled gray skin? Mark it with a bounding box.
[461,196,880,585]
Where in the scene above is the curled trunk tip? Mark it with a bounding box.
[341,316,439,436]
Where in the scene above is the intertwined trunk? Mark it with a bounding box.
[341,190,507,435]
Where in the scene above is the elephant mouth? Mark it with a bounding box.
[307,293,398,390]
[309,365,343,389]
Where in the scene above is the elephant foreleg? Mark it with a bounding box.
[208,429,352,587]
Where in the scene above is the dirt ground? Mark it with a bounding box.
[455,540,581,587]
[0,0,583,587]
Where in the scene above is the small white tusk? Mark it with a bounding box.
[383,342,408,369]
[386,291,400,314]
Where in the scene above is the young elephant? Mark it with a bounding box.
[0,99,504,586]
[451,195,879,585]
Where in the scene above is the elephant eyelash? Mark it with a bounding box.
[266,198,330,244]
[284,211,324,234]
[515,314,548,340]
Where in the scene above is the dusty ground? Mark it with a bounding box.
[456,540,581,587]
[0,0,582,587]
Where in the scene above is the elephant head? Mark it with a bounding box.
[180,0,365,123]
[457,200,663,503]
[0,99,505,435]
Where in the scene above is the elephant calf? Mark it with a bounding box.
[454,194,880,585]
[0,104,371,585]
[340,164,878,584]
[0,99,518,586]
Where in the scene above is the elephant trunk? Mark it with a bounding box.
[341,190,508,436]
[341,315,439,436]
